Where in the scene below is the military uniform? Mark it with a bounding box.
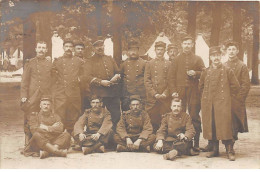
[224,58,250,139]
[168,51,205,147]
[52,54,85,134]
[85,53,121,128]
[144,58,171,132]
[73,108,113,153]
[23,111,71,157]
[155,112,195,154]
[114,110,155,150]
[21,56,52,138]
[120,58,146,111]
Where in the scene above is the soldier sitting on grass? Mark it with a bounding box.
[73,95,113,155]
[154,97,199,161]
[114,95,155,152]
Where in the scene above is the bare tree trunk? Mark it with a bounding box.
[233,2,243,60]
[210,2,221,46]
[251,1,259,85]
[187,1,197,52]
[23,17,36,66]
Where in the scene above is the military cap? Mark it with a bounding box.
[167,44,178,51]
[129,95,142,103]
[209,46,221,55]
[92,37,104,47]
[182,35,194,42]
[225,40,239,49]
[40,95,52,102]
[89,95,103,102]
[128,39,139,49]
[74,41,85,48]
[155,41,166,48]
[63,39,74,46]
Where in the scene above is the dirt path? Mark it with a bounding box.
[0,83,259,168]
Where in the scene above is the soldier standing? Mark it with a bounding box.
[167,44,179,62]
[23,96,71,159]
[168,35,205,151]
[199,46,240,161]
[73,95,113,155]
[144,41,171,132]
[52,40,85,134]
[85,38,121,129]
[120,40,146,111]
[20,41,52,145]
[114,95,155,152]
[154,97,198,161]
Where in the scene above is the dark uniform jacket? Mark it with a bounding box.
[73,108,112,136]
[224,58,250,132]
[156,112,195,142]
[199,64,240,140]
[116,110,153,140]
[21,57,52,99]
[168,52,205,94]
[52,54,85,98]
[144,58,171,108]
[29,111,64,136]
[85,53,120,97]
[120,58,146,98]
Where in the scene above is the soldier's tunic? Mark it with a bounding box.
[199,64,240,141]
[120,58,146,111]
[224,58,250,138]
[144,58,171,131]
[23,111,71,156]
[52,54,85,133]
[155,112,195,154]
[85,53,121,127]
[114,110,155,148]
[21,56,52,136]
[168,52,205,133]
[73,108,113,147]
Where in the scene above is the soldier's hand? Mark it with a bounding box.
[40,124,49,131]
[154,140,163,151]
[187,70,196,76]
[133,139,142,150]
[79,133,86,141]
[177,133,185,140]
[161,93,167,99]
[21,97,27,103]
[91,133,101,141]
[155,94,161,99]
[101,80,111,87]
[172,92,179,98]
[126,138,133,150]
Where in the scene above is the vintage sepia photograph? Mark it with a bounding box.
[0,0,259,169]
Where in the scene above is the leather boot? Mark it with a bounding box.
[163,149,178,161]
[44,143,67,157]
[193,132,200,152]
[39,150,49,159]
[207,140,219,158]
[116,144,128,152]
[201,140,213,152]
[226,143,235,161]
[82,142,103,155]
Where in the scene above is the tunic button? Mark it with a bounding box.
[221,90,224,92]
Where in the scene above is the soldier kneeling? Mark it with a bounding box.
[154,97,199,160]
[23,96,71,159]
[114,95,155,152]
[73,95,113,155]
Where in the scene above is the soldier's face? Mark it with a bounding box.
[40,100,51,112]
[226,46,239,59]
[155,47,166,58]
[181,39,194,53]
[94,44,104,55]
[75,45,85,57]
[167,48,178,58]
[130,100,141,112]
[171,101,182,115]
[35,43,47,57]
[63,43,74,55]
[91,99,102,110]
[128,47,139,59]
[210,53,222,65]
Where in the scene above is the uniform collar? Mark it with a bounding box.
[211,63,223,69]
[228,57,239,63]
[36,56,46,60]
[155,57,165,61]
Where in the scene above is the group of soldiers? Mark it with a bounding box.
[20,35,250,161]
